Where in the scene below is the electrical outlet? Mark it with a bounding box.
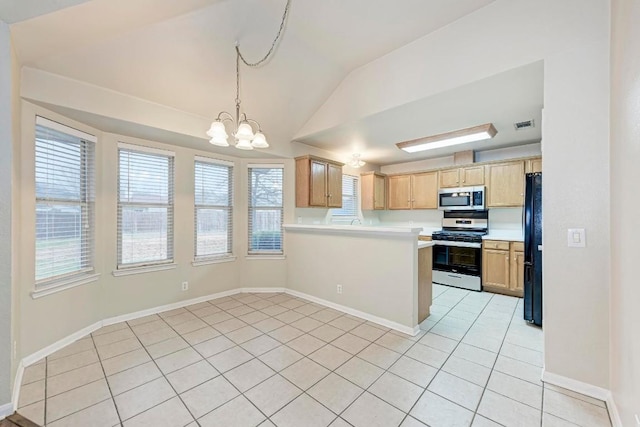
[337,284,343,294]
[181,281,189,291]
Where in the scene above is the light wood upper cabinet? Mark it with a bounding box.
[461,166,485,186]
[361,172,386,210]
[388,172,438,210]
[327,163,343,208]
[485,161,525,207]
[295,155,344,208]
[526,157,542,174]
[388,175,412,210]
[412,172,438,209]
[483,240,525,297]
[439,169,460,188]
[439,165,484,188]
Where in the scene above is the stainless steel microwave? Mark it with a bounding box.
[438,186,485,210]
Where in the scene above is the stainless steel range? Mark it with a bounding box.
[432,210,488,291]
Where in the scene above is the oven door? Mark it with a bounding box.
[432,242,482,277]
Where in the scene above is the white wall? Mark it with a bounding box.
[0,19,13,407]
[610,0,640,424]
[297,0,611,390]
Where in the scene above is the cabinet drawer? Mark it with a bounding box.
[511,242,524,251]
[483,240,510,250]
[418,236,432,241]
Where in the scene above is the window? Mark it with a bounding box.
[35,117,96,285]
[118,144,174,268]
[194,157,233,259]
[332,174,359,218]
[248,165,284,254]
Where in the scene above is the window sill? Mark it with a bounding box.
[192,256,237,267]
[246,254,286,260]
[31,272,101,299]
[112,263,177,277]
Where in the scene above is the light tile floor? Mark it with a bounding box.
[17,285,613,427]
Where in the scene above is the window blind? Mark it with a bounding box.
[194,157,234,259]
[332,174,359,217]
[35,118,95,285]
[248,165,284,254]
[117,146,174,268]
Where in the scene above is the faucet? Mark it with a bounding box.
[350,218,362,225]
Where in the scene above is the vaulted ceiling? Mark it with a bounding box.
[3,0,542,165]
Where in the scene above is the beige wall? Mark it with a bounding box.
[16,102,291,358]
[286,229,418,329]
[0,19,13,406]
[610,0,640,424]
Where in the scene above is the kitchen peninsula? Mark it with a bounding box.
[283,224,433,335]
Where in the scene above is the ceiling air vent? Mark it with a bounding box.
[514,119,535,130]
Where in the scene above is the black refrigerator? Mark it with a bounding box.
[524,173,543,326]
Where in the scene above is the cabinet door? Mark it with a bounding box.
[309,160,328,206]
[374,174,386,209]
[388,175,412,209]
[485,161,525,207]
[412,172,438,209]
[461,166,484,186]
[482,249,510,290]
[526,158,542,173]
[439,169,460,188]
[327,163,343,208]
[510,249,525,294]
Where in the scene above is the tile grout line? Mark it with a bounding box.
[397,287,498,426]
[468,295,520,426]
[88,333,124,427]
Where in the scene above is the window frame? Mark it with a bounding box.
[194,156,234,261]
[331,174,360,220]
[34,116,97,289]
[117,142,175,270]
[247,164,284,256]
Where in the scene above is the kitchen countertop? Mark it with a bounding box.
[482,230,524,241]
[283,223,423,237]
[417,241,434,249]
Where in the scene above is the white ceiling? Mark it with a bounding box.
[1,0,543,166]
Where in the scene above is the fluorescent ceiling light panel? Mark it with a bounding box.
[397,123,497,153]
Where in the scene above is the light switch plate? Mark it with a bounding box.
[567,228,586,247]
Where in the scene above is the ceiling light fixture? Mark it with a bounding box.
[348,153,366,168]
[206,0,291,150]
[396,123,498,153]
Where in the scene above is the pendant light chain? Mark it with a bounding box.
[235,0,291,68]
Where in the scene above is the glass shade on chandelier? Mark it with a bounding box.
[207,120,230,147]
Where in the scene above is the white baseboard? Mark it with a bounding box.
[23,321,103,367]
[542,370,622,427]
[11,360,24,412]
[541,369,611,401]
[241,287,286,293]
[0,401,14,419]
[102,288,241,326]
[284,289,417,336]
[605,393,623,427]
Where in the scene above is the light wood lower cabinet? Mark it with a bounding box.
[482,240,524,297]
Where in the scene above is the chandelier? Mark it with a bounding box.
[206,0,291,150]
